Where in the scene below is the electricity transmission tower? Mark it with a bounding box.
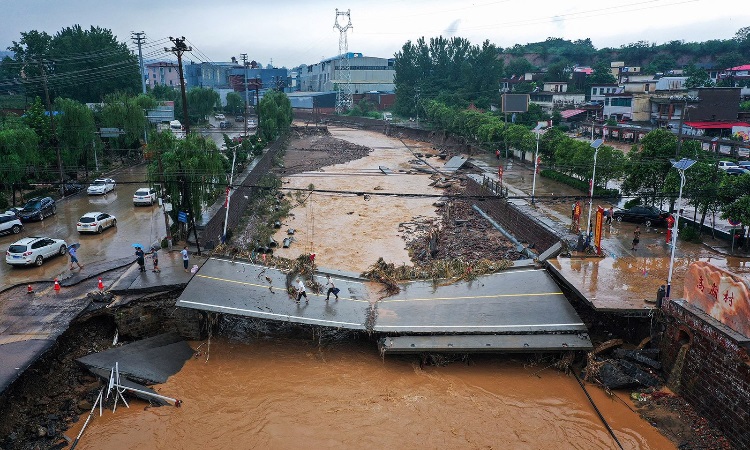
[333,8,353,114]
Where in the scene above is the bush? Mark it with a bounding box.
[540,169,620,197]
[679,225,702,243]
[0,196,8,211]
[623,197,642,209]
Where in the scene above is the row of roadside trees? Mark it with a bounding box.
[421,99,750,247]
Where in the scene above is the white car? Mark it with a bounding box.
[0,212,23,235]
[717,161,739,171]
[133,187,158,206]
[6,236,68,266]
[77,212,117,234]
[87,178,116,195]
[215,113,225,120]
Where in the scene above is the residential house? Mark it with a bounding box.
[529,82,585,112]
[145,62,181,89]
[590,84,621,103]
[500,72,545,93]
[655,77,689,92]
[720,64,750,86]
[602,92,651,122]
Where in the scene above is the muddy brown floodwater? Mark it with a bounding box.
[67,339,674,450]
[65,127,675,449]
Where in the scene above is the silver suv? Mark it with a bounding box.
[0,212,23,235]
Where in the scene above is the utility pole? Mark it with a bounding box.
[38,60,65,197]
[132,31,147,94]
[165,37,191,134]
[241,53,249,136]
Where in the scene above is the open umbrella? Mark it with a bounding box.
[131,243,144,249]
[67,243,81,250]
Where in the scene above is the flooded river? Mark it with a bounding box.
[67,337,674,449]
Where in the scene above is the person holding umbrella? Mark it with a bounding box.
[68,243,83,271]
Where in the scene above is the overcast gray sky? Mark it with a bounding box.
[3,0,748,68]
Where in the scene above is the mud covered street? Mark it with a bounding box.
[0,126,736,450]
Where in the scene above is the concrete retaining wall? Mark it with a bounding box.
[465,178,560,253]
[197,137,286,249]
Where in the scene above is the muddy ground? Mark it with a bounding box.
[0,128,734,450]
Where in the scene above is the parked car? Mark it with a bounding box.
[0,212,23,235]
[18,197,56,222]
[77,212,117,234]
[737,161,750,169]
[725,167,750,176]
[6,236,68,266]
[235,115,244,122]
[219,120,232,129]
[717,161,739,171]
[133,187,158,206]
[62,181,84,196]
[87,178,116,195]
[214,113,225,120]
[247,118,257,128]
[612,206,670,227]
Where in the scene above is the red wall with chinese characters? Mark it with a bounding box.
[683,261,750,338]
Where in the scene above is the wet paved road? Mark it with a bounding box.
[0,164,165,290]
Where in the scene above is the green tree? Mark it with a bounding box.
[96,93,152,157]
[182,87,220,123]
[0,119,41,193]
[225,92,244,115]
[393,36,504,115]
[257,90,292,141]
[150,84,179,101]
[505,58,533,77]
[621,129,676,204]
[589,64,615,84]
[147,132,225,224]
[3,26,140,103]
[54,97,96,173]
[684,64,714,88]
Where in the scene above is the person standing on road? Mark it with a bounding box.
[69,245,83,271]
[632,226,641,251]
[325,275,340,301]
[181,246,189,273]
[150,246,161,273]
[135,246,146,272]
[606,206,614,224]
[295,278,308,303]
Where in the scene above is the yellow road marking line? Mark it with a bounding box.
[380,292,564,303]
[195,274,562,303]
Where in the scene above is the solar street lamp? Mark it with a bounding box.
[666,158,697,302]
[531,124,545,205]
[586,139,604,236]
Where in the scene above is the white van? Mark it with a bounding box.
[169,120,182,131]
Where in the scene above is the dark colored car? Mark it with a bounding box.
[725,167,750,176]
[235,115,244,122]
[18,197,56,222]
[612,205,669,227]
[62,182,83,196]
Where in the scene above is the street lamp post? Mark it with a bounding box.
[586,139,604,235]
[666,158,697,302]
[222,144,240,242]
[531,124,545,205]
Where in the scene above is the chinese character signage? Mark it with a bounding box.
[684,261,750,338]
[594,206,604,255]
